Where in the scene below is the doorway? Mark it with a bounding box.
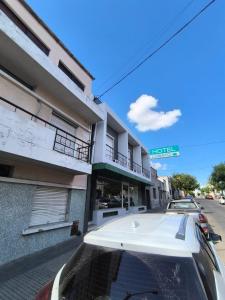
[146,188,151,209]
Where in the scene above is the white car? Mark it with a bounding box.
[219,197,225,205]
[36,214,225,300]
[166,199,209,236]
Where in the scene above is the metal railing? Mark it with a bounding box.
[132,161,142,174]
[142,167,151,179]
[105,144,127,167]
[0,96,91,163]
[128,158,142,174]
[106,145,148,178]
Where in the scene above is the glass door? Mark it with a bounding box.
[122,183,129,210]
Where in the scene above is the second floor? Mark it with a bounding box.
[0,73,95,175]
[0,0,104,122]
[92,104,151,182]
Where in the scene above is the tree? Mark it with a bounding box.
[210,163,225,194]
[200,185,214,195]
[171,173,199,196]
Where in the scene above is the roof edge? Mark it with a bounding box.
[18,0,95,80]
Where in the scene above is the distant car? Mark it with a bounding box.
[35,214,225,300]
[185,195,194,200]
[219,197,225,205]
[205,195,214,200]
[166,199,209,236]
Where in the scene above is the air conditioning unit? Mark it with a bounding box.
[113,159,119,164]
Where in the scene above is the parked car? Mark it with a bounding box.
[205,194,214,200]
[108,198,122,208]
[166,199,209,236]
[219,196,225,205]
[36,214,225,300]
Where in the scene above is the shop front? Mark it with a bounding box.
[88,166,150,226]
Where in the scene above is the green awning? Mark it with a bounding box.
[92,163,152,185]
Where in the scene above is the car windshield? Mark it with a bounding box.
[59,243,206,300]
[169,201,197,209]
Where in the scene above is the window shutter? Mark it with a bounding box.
[30,186,69,227]
[51,113,77,137]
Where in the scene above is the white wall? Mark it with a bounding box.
[93,120,107,163]
[118,131,128,158]
[0,106,91,174]
[133,145,141,165]
[0,11,104,121]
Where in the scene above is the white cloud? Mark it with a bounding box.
[151,162,167,170]
[127,94,182,131]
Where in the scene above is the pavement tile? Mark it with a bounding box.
[0,237,81,300]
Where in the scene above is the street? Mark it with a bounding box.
[198,198,225,263]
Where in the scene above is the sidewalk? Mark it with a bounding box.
[0,236,82,300]
[0,208,166,300]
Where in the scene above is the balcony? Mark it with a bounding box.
[0,11,104,123]
[142,167,151,179]
[105,144,127,167]
[105,144,150,179]
[0,96,92,174]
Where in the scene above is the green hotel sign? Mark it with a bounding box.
[149,145,180,159]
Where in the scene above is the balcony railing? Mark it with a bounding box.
[0,96,91,163]
[142,167,151,179]
[132,161,142,174]
[105,144,127,167]
[105,145,150,178]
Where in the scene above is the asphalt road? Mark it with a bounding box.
[198,198,225,263]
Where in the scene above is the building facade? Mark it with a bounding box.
[149,168,172,208]
[0,0,156,266]
[88,104,151,226]
[158,176,173,202]
[0,0,104,265]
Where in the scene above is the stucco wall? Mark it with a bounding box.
[0,75,91,142]
[0,181,86,265]
[0,104,91,174]
[4,0,93,96]
[69,189,87,232]
[0,149,88,189]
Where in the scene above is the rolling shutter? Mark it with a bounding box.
[30,186,69,227]
[51,113,77,137]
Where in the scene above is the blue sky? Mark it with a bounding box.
[27,0,225,186]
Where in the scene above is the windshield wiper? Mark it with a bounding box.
[123,290,159,300]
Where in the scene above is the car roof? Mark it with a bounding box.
[84,214,200,257]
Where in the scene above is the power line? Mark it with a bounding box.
[95,0,195,92]
[98,0,216,98]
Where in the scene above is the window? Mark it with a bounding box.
[95,177,122,210]
[0,2,49,55]
[51,112,77,136]
[0,164,13,177]
[59,244,207,300]
[0,64,34,90]
[169,201,197,209]
[193,225,218,300]
[196,225,219,271]
[29,186,69,227]
[194,248,217,300]
[105,134,115,161]
[153,188,156,199]
[129,185,139,206]
[58,61,85,91]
